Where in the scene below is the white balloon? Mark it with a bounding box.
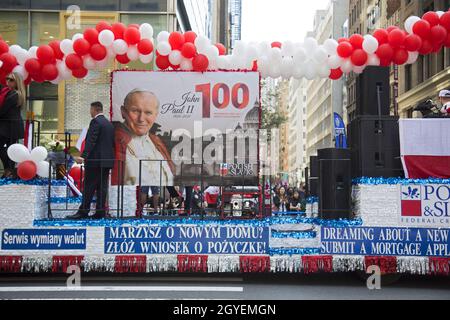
[169,50,182,66]
[206,45,220,61]
[313,46,329,64]
[406,51,419,64]
[139,53,154,64]
[28,46,38,58]
[72,33,83,41]
[216,56,229,70]
[367,54,381,66]
[157,31,170,43]
[127,45,139,61]
[9,45,22,56]
[327,55,343,69]
[139,23,154,40]
[60,40,73,55]
[180,58,193,71]
[256,56,269,74]
[437,11,445,18]
[16,49,30,65]
[95,58,108,69]
[404,16,421,34]
[280,57,294,79]
[57,60,71,80]
[304,61,317,80]
[258,42,271,56]
[304,37,318,53]
[99,30,115,47]
[113,39,128,55]
[362,35,379,54]
[50,76,62,84]
[341,59,353,73]
[269,47,282,63]
[13,65,28,80]
[292,66,304,79]
[195,36,211,53]
[353,65,366,74]
[324,39,339,55]
[318,65,331,78]
[281,41,295,57]
[268,64,281,79]
[36,161,50,178]
[208,59,218,70]
[156,42,171,56]
[293,47,307,64]
[83,56,96,70]
[7,144,31,163]
[30,146,48,163]
[0,61,3,68]
[106,45,116,59]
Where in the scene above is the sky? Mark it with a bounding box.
[241,0,331,43]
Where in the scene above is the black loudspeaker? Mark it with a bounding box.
[356,66,390,116]
[318,148,352,220]
[348,116,404,178]
[308,156,319,197]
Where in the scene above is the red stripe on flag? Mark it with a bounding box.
[52,256,84,273]
[301,255,333,274]
[429,258,450,276]
[364,256,397,275]
[239,256,270,273]
[0,256,23,273]
[403,155,450,179]
[114,256,146,273]
[177,255,208,273]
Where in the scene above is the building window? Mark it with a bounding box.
[417,56,424,84]
[31,12,59,46]
[120,0,167,12]
[29,82,59,134]
[0,11,29,48]
[31,1,63,9]
[61,0,119,11]
[0,0,29,9]
[405,64,412,92]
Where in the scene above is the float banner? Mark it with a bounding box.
[104,226,269,255]
[111,71,261,187]
[321,226,450,257]
[1,229,86,250]
[333,112,347,149]
[399,184,450,227]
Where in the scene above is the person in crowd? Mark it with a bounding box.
[299,183,306,200]
[204,186,220,216]
[288,190,303,212]
[67,102,115,219]
[273,186,288,212]
[439,89,450,114]
[287,187,294,198]
[0,73,25,178]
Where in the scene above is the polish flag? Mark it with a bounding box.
[400,119,450,179]
[76,128,88,154]
[23,120,33,151]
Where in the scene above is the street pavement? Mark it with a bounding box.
[0,273,449,300]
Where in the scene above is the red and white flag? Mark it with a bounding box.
[76,128,88,154]
[23,120,33,151]
[400,119,450,179]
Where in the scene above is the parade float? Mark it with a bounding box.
[0,11,449,276]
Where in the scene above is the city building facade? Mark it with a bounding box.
[305,0,349,165]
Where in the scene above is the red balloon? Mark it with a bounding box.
[422,11,440,27]
[393,48,408,65]
[128,24,140,29]
[112,22,126,40]
[116,54,130,64]
[83,28,99,45]
[124,27,141,45]
[271,42,282,49]
[73,38,91,56]
[37,45,55,64]
[169,32,185,50]
[17,161,37,181]
[430,25,448,44]
[90,44,107,61]
[48,40,64,60]
[0,40,9,55]
[25,58,41,75]
[41,63,58,81]
[376,44,394,61]
[170,63,180,70]
[329,68,343,80]
[137,39,154,55]
[388,29,405,48]
[432,42,443,53]
[440,11,450,31]
[349,34,364,49]
[337,41,354,58]
[72,67,88,78]
[32,73,45,83]
[351,49,368,66]
[337,38,349,43]
[419,39,433,55]
[155,55,170,70]
[65,54,83,70]
[215,43,226,55]
[444,33,450,48]
[24,75,31,86]
[192,54,209,72]
[184,31,197,44]
[0,53,17,72]
[404,34,423,52]
[413,19,431,39]
[373,29,389,45]
[386,26,400,33]
[252,60,258,71]
[69,166,83,182]
[181,42,196,58]
[379,59,391,67]
[96,21,112,32]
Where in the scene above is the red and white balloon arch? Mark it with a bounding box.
[0,10,449,84]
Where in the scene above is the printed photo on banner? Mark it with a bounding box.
[110,71,261,187]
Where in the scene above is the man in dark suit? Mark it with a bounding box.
[67,102,115,220]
